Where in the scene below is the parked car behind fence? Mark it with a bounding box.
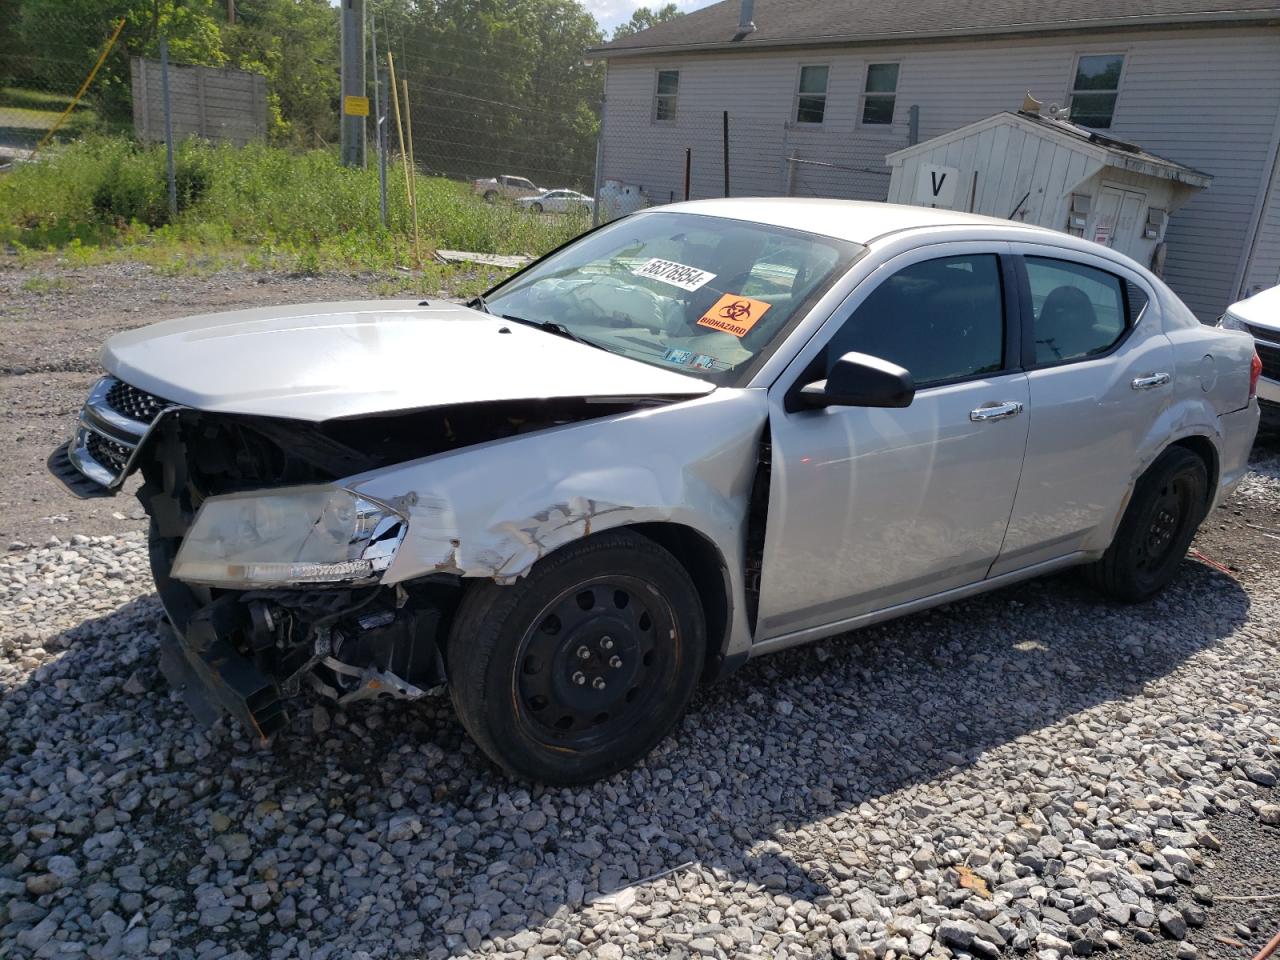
[472,174,541,202]
[517,189,594,215]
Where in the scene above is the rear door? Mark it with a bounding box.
[756,243,1030,640]
[991,245,1172,575]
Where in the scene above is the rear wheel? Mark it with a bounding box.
[446,531,705,784]
[1085,446,1209,602]
[483,189,498,202]
[531,202,543,213]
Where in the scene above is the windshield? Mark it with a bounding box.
[484,211,864,385]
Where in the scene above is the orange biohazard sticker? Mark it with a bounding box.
[695,294,771,338]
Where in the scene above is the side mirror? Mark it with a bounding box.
[794,351,915,409]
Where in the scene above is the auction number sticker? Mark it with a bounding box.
[696,293,771,338]
[632,258,716,291]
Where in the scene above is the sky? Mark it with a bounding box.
[585,0,715,34]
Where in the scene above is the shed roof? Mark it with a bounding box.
[591,0,1280,56]
[886,111,1214,188]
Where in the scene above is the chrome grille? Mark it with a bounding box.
[105,379,172,423]
[65,376,178,490]
[1257,341,1280,381]
[84,430,132,474]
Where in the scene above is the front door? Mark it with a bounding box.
[756,246,1030,641]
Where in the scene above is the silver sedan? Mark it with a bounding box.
[50,199,1261,783]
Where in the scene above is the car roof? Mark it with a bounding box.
[651,197,1052,246]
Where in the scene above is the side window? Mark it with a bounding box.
[1126,280,1149,320]
[795,65,829,124]
[826,254,1005,387]
[861,63,899,125]
[653,69,679,122]
[1026,256,1127,364]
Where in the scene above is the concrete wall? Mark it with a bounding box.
[601,25,1280,319]
[131,58,268,148]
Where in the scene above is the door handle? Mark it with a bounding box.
[970,400,1024,422]
[1131,372,1171,391]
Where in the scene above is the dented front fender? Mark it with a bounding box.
[345,389,770,655]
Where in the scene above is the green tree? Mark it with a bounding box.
[611,3,683,40]
[222,0,339,145]
[375,0,604,188]
[15,0,226,122]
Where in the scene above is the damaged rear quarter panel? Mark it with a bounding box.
[346,389,769,653]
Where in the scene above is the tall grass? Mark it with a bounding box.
[0,136,590,272]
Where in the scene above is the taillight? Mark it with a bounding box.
[1250,351,1262,400]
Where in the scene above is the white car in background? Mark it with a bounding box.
[518,189,594,215]
[1220,285,1279,422]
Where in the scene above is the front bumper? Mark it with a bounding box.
[157,611,287,743]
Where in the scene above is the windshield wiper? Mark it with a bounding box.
[500,314,606,351]
[469,293,493,314]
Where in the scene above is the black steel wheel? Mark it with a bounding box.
[1085,446,1209,602]
[446,531,705,784]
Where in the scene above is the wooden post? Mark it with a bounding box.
[401,78,421,267]
[386,54,412,240]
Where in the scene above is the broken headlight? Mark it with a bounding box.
[171,486,406,588]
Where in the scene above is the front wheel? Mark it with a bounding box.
[1085,446,1209,602]
[530,202,543,213]
[446,531,705,784]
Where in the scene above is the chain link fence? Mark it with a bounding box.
[4,8,900,240]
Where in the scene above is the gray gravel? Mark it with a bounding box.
[2,453,1278,960]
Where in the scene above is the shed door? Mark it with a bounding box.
[1091,185,1147,257]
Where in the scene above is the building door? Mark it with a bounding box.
[1091,185,1147,257]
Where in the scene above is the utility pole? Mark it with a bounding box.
[339,0,366,168]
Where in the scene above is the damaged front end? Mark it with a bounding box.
[54,373,680,742]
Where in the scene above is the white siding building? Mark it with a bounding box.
[590,0,1280,320]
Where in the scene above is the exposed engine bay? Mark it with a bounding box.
[132,394,667,741]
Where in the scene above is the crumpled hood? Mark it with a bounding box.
[103,300,713,421]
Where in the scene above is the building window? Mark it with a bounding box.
[1069,54,1124,129]
[861,62,899,125]
[653,69,679,122]
[795,65,829,124]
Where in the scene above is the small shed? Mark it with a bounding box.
[886,110,1212,273]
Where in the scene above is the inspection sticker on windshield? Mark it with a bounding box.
[632,258,716,291]
[696,293,771,338]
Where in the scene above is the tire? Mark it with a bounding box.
[483,190,498,202]
[1085,446,1209,602]
[446,530,705,784]
[531,202,543,213]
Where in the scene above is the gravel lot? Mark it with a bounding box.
[1,262,1278,960]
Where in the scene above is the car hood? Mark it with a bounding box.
[102,300,714,422]
[1228,285,1280,333]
